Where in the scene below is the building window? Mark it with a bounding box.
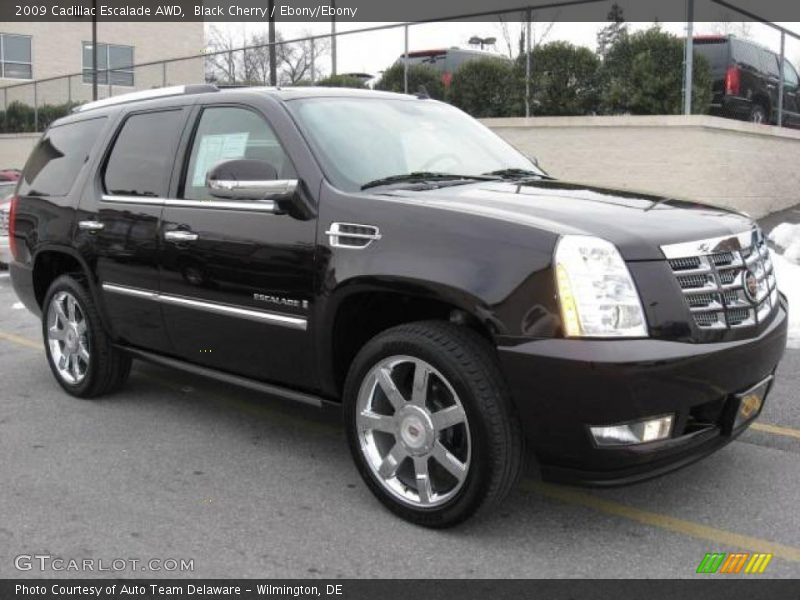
[0,33,33,79]
[82,42,134,87]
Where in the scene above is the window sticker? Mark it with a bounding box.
[191,132,250,186]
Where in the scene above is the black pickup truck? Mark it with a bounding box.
[8,86,787,527]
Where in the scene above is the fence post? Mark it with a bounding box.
[683,0,694,115]
[525,8,532,118]
[778,31,785,127]
[310,38,316,83]
[404,24,409,94]
[268,0,277,86]
[331,3,337,77]
[33,81,38,132]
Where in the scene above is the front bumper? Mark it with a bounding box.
[497,301,788,486]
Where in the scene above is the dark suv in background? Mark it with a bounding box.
[695,34,800,126]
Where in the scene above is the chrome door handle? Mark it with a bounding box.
[78,220,104,232]
[164,230,199,243]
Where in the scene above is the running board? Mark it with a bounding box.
[119,346,326,408]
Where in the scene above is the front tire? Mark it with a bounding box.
[42,274,132,398]
[344,321,523,528]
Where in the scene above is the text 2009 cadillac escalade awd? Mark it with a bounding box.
[8,86,788,527]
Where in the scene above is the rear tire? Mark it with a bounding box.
[749,103,768,124]
[344,321,523,528]
[42,274,132,398]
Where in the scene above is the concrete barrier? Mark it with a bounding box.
[0,133,39,171]
[484,115,800,218]
[1,115,798,218]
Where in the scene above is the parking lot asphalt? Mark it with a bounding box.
[0,268,798,579]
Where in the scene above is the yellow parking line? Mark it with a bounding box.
[0,330,42,350]
[750,422,800,440]
[523,481,800,563]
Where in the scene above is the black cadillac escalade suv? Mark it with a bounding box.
[694,34,800,126]
[8,85,788,527]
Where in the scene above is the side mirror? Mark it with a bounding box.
[206,159,298,205]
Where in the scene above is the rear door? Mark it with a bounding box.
[157,101,316,388]
[85,106,190,352]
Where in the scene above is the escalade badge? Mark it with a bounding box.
[742,270,759,304]
[253,293,309,310]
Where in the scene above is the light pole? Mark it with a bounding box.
[468,36,496,51]
[91,0,98,101]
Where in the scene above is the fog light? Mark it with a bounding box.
[590,415,674,447]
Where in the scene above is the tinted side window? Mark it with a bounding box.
[104,109,185,197]
[19,117,106,197]
[693,40,729,73]
[731,41,759,70]
[759,49,780,77]
[783,59,799,86]
[182,106,295,201]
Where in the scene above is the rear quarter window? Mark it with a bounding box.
[18,117,106,197]
[693,40,730,72]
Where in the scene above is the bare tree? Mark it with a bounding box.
[205,26,332,87]
[242,32,272,85]
[712,18,753,39]
[497,14,556,60]
[277,31,331,85]
[205,25,244,84]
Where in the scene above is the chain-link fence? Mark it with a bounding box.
[1,0,798,133]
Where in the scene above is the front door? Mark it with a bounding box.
[158,104,316,389]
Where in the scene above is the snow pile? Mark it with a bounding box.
[768,223,800,349]
[769,222,800,263]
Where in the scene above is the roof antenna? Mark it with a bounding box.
[415,85,430,99]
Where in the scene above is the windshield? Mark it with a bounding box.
[286,97,542,192]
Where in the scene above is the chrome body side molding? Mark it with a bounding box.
[101,194,281,212]
[101,283,307,331]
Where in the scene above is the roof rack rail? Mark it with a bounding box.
[73,84,219,113]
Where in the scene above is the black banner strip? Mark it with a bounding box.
[3,0,800,22]
[1,579,800,600]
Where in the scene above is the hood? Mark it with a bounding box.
[380,179,755,261]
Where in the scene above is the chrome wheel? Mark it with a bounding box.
[46,291,90,385]
[356,355,471,508]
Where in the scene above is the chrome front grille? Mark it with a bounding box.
[662,228,779,330]
[0,207,7,235]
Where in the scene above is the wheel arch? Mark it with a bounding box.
[317,276,501,400]
[32,245,112,332]
[752,94,771,120]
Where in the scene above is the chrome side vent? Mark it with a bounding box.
[326,222,382,249]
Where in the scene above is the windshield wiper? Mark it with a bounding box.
[361,172,497,191]
[482,168,554,180]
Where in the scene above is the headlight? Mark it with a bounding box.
[554,235,648,338]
